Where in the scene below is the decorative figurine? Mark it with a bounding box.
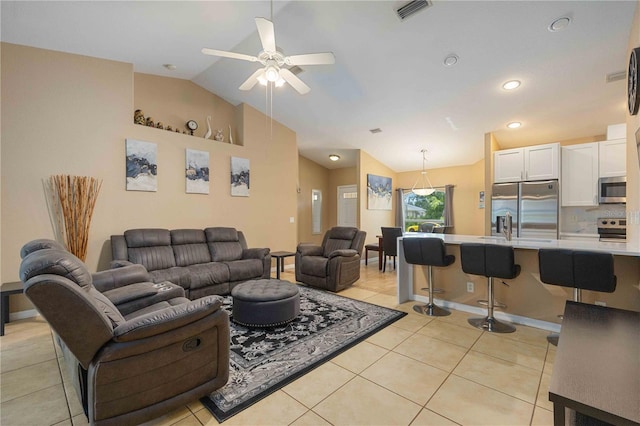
[134,109,145,125]
[214,129,224,142]
[204,116,212,140]
[228,125,233,144]
[186,120,198,136]
[166,125,173,132]
[156,122,164,130]
[145,117,155,127]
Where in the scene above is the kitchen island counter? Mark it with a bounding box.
[397,233,640,329]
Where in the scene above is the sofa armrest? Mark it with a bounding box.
[101,282,160,305]
[113,296,223,342]
[110,260,134,268]
[297,244,323,256]
[93,264,150,292]
[328,249,358,259]
[242,247,270,259]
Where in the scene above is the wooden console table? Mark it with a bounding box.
[549,301,639,426]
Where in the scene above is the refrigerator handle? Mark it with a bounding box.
[520,171,523,180]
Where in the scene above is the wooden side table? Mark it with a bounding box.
[1,281,24,336]
[270,251,296,280]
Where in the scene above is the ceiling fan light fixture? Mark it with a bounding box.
[265,65,280,82]
[411,150,435,196]
[257,74,268,86]
[275,77,286,87]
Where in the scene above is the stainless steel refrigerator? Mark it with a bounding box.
[491,180,559,239]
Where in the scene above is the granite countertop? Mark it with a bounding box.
[401,233,640,257]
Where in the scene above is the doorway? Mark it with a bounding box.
[337,184,357,227]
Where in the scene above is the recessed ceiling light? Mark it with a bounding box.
[163,64,177,71]
[507,122,522,129]
[548,16,571,32]
[502,80,521,90]
[329,154,340,162]
[443,54,459,67]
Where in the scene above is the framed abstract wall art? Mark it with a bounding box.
[230,157,250,197]
[185,149,210,194]
[125,139,157,191]
[367,174,392,210]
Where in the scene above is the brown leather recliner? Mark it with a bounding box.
[19,241,230,426]
[295,226,366,292]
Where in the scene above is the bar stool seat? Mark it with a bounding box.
[403,237,454,316]
[538,249,616,345]
[461,243,520,333]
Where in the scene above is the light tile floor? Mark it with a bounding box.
[0,265,556,426]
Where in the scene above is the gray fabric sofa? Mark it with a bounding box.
[295,226,366,292]
[111,227,271,299]
[19,239,230,426]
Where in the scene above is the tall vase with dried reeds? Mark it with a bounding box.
[47,175,102,261]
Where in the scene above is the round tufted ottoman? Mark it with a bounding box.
[231,279,300,327]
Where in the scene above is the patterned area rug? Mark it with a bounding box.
[201,285,406,422]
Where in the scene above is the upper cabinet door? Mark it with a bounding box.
[494,148,525,183]
[524,143,559,181]
[599,139,626,177]
[561,142,599,206]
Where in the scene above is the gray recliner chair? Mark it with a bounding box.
[295,226,366,292]
[19,242,230,426]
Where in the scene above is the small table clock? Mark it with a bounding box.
[186,120,198,136]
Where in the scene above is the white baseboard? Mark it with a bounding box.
[9,309,39,322]
[412,294,561,333]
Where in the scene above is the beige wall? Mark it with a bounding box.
[358,151,396,245]
[396,160,486,236]
[627,3,640,244]
[328,166,357,228]
[1,43,298,313]
[297,155,330,246]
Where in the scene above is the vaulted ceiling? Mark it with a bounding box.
[2,1,634,171]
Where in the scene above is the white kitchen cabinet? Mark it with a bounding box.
[494,142,559,183]
[561,142,599,206]
[599,139,626,177]
[494,148,525,182]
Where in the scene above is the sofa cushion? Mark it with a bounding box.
[206,228,243,262]
[184,263,230,289]
[124,229,171,247]
[226,259,265,282]
[300,256,328,278]
[128,246,177,271]
[171,229,211,266]
[20,249,93,290]
[323,239,353,257]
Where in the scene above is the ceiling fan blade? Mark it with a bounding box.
[239,69,265,91]
[201,48,258,62]
[255,17,276,53]
[285,52,335,66]
[280,68,310,95]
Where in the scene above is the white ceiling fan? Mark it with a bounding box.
[202,17,335,95]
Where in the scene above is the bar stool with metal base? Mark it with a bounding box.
[538,249,616,346]
[403,237,454,316]
[460,243,520,333]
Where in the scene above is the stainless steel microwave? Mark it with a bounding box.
[598,176,626,204]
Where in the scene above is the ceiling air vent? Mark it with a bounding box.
[369,128,382,134]
[396,0,432,21]
[606,70,626,83]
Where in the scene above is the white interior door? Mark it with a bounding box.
[337,184,358,227]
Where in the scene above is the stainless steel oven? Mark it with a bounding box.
[598,176,626,204]
[597,218,626,242]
